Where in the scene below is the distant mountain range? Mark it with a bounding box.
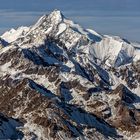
[0,10,140,140]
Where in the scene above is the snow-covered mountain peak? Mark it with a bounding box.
[49,9,63,22]
[0,10,139,68]
[32,10,63,29]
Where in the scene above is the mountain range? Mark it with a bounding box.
[0,10,140,140]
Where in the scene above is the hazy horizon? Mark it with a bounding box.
[0,0,140,42]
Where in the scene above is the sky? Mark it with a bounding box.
[0,0,140,42]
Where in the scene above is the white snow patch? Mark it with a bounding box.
[1,27,29,43]
[56,23,67,36]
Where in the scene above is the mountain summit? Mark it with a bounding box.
[0,10,140,140]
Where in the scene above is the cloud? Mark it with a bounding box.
[0,10,46,34]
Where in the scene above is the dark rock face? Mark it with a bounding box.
[107,85,140,132]
[0,10,140,139]
[0,38,9,49]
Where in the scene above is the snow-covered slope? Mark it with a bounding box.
[1,26,29,43]
[89,35,135,67]
[0,10,140,140]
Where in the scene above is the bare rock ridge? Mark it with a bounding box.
[0,10,140,140]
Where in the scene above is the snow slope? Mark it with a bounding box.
[1,26,29,43]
